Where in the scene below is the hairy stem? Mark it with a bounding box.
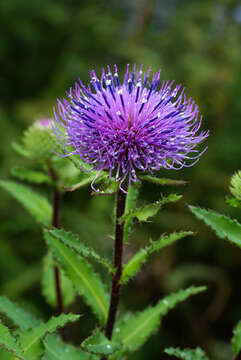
[48,165,66,340]
[105,185,128,340]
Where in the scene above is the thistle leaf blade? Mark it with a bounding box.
[141,175,187,186]
[165,347,209,359]
[12,142,30,158]
[11,168,52,185]
[112,286,206,352]
[0,321,24,359]
[189,205,241,248]
[119,194,182,224]
[121,231,193,284]
[0,297,40,331]
[0,180,52,226]
[18,313,80,359]
[44,230,109,324]
[43,334,96,360]
[47,228,112,272]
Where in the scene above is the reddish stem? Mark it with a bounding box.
[48,165,66,340]
[105,185,128,339]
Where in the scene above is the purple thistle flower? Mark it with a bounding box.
[53,65,209,191]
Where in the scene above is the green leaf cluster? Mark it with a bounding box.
[111,286,206,355]
[43,334,97,360]
[80,287,206,359]
[18,313,80,359]
[0,296,81,360]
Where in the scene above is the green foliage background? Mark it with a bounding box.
[0,0,241,359]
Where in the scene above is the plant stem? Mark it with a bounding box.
[105,185,128,340]
[54,265,63,315]
[48,165,66,340]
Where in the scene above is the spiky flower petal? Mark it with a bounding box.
[53,65,209,190]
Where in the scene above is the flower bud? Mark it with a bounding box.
[23,118,58,160]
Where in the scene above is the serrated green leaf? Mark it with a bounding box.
[121,231,193,284]
[0,297,40,331]
[12,142,30,158]
[165,347,209,360]
[47,229,112,272]
[42,253,75,308]
[11,168,52,185]
[18,313,80,360]
[43,334,96,360]
[0,321,24,359]
[141,175,187,186]
[0,181,52,226]
[81,330,121,355]
[189,206,241,248]
[112,286,206,353]
[44,230,109,324]
[119,194,182,224]
[123,182,141,243]
[232,320,241,356]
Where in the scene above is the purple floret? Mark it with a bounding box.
[53,65,209,191]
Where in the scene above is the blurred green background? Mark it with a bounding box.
[0,0,241,359]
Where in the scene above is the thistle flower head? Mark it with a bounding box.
[53,65,209,190]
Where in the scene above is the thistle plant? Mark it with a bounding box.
[0,66,210,360]
[52,65,209,352]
